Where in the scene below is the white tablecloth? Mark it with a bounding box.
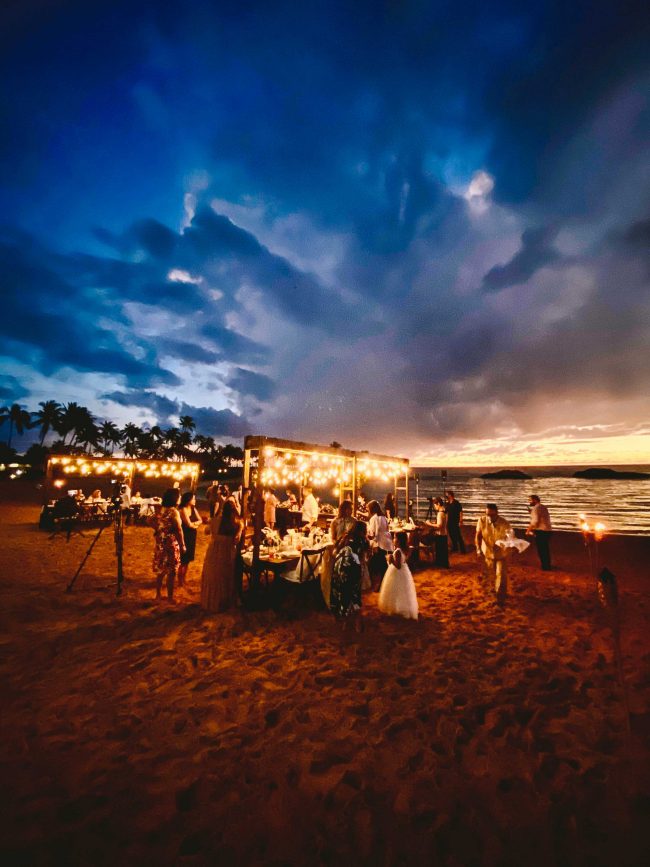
[137,498,161,517]
[242,542,332,583]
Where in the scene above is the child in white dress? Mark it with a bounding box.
[378,532,418,620]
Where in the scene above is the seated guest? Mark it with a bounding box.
[284,488,297,507]
[131,490,143,504]
[301,486,320,527]
[88,489,103,501]
[366,500,394,589]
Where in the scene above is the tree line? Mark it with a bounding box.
[0,401,244,472]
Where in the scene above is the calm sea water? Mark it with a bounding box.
[407,466,650,535]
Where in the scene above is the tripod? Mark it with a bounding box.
[66,504,124,595]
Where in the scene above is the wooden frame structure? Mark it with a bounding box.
[243,435,410,585]
[243,435,410,512]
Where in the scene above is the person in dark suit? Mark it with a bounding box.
[445,490,466,553]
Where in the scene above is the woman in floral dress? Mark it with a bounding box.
[151,488,186,601]
[330,520,368,630]
[322,500,357,607]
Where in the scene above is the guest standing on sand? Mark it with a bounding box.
[526,494,553,570]
[445,490,466,553]
[263,488,279,529]
[475,503,512,604]
[383,492,397,520]
[432,497,449,568]
[301,486,320,527]
[206,481,220,518]
[201,501,243,612]
[322,500,357,608]
[366,500,394,588]
[331,500,356,545]
[151,488,186,602]
[378,531,418,620]
[178,492,202,587]
[330,521,367,630]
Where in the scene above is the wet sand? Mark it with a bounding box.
[1,490,649,866]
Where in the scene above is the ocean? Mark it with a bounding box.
[405,465,650,535]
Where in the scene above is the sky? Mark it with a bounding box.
[1,0,649,465]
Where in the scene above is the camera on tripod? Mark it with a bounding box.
[67,478,127,595]
[109,479,128,510]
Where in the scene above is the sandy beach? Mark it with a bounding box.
[1,485,649,866]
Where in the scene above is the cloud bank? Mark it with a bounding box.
[0,1,648,460]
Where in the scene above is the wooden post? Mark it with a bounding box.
[251,448,264,587]
[405,467,410,520]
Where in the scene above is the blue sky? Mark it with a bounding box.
[1,0,649,463]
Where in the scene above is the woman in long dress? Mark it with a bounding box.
[201,500,243,612]
[322,500,358,607]
[378,531,418,620]
[151,488,186,602]
[366,500,394,590]
[178,492,203,586]
[263,488,279,529]
[330,521,368,630]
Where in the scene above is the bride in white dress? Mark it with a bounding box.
[378,534,418,620]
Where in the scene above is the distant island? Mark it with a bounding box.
[573,468,650,480]
[480,469,532,480]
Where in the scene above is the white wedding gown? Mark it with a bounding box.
[378,549,418,620]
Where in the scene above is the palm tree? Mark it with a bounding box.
[179,414,196,435]
[149,425,165,458]
[163,427,184,460]
[136,429,158,458]
[75,408,100,453]
[99,420,122,454]
[56,402,87,447]
[3,403,33,447]
[34,400,63,446]
[194,434,216,455]
[121,423,143,458]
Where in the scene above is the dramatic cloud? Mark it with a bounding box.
[0,1,648,461]
[481,227,560,293]
[103,389,250,437]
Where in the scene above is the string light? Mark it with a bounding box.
[257,448,406,488]
[49,456,200,483]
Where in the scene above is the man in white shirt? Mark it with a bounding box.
[301,486,320,527]
[475,503,512,603]
[526,494,553,570]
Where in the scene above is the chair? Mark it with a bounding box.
[49,497,83,541]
